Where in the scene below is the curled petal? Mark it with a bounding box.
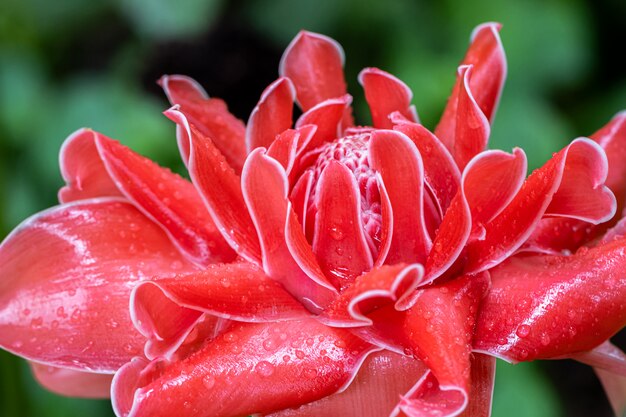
[112,320,377,417]
[393,119,461,215]
[242,149,337,311]
[289,170,314,230]
[159,75,247,173]
[313,161,373,289]
[436,22,506,153]
[267,351,428,417]
[452,65,492,170]
[319,264,424,327]
[58,129,123,203]
[247,77,296,152]
[474,239,626,363]
[31,362,113,399]
[267,129,300,176]
[524,111,626,254]
[0,198,198,372]
[426,149,526,282]
[279,31,348,113]
[295,95,352,153]
[369,130,431,264]
[359,67,417,129]
[165,108,262,264]
[592,110,626,208]
[466,138,616,274]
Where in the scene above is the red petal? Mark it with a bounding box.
[592,111,626,208]
[400,274,490,390]
[165,108,262,264]
[453,65,491,170]
[267,351,428,417]
[523,112,626,254]
[267,129,298,174]
[247,77,296,152]
[290,170,314,231]
[368,130,431,264]
[242,149,337,311]
[466,138,616,274]
[435,23,506,153]
[31,362,113,398]
[426,149,526,281]
[359,68,417,129]
[313,161,373,289]
[58,129,123,203]
[132,263,310,329]
[159,75,247,173]
[95,133,236,265]
[295,95,352,153]
[474,239,626,363]
[131,281,203,360]
[393,120,461,215]
[319,264,424,327]
[374,174,393,267]
[0,199,198,372]
[112,320,377,417]
[279,31,348,113]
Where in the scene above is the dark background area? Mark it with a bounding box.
[0,0,625,416]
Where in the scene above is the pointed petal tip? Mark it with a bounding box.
[158,74,209,101]
[279,31,346,77]
[470,22,503,42]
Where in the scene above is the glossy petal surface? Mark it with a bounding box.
[475,239,626,362]
[0,199,197,371]
[165,108,262,264]
[113,320,376,417]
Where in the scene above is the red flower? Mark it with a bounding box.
[1,23,626,417]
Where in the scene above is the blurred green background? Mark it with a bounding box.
[0,0,625,416]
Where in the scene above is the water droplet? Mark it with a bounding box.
[263,338,276,351]
[283,355,291,363]
[329,226,345,241]
[203,375,216,390]
[31,317,43,328]
[516,324,530,338]
[303,368,318,379]
[334,340,346,349]
[255,361,275,377]
[22,308,31,316]
[335,247,344,256]
[295,350,305,359]
[540,333,551,346]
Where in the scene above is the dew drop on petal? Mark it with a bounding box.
[255,361,275,377]
[516,324,530,338]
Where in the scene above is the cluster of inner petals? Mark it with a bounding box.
[309,133,382,256]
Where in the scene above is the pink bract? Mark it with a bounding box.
[1,22,626,417]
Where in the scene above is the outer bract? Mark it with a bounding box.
[1,23,625,417]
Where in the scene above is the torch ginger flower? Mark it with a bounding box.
[1,22,626,417]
